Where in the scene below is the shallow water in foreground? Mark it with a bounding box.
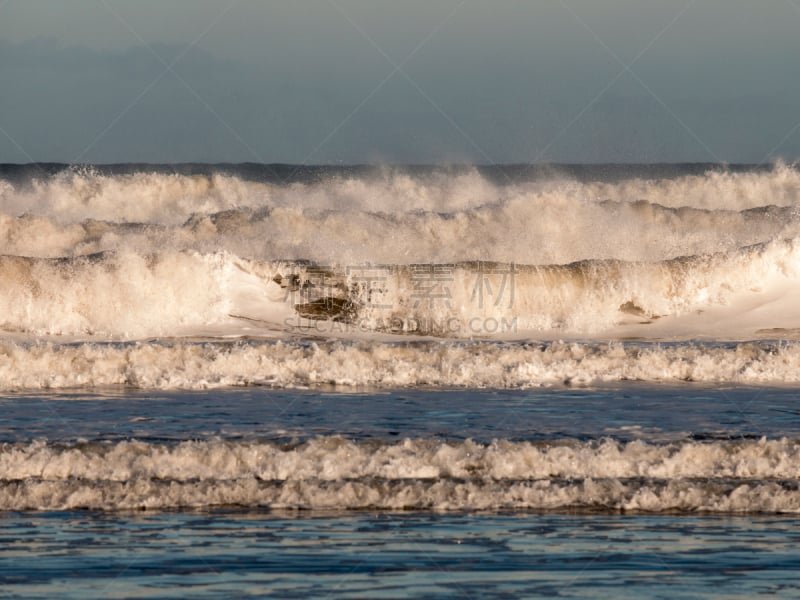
[2,385,799,596]
[3,510,800,598]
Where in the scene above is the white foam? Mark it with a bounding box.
[5,437,799,481]
[1,438,798,512]
[2,339,800,390]
[6,478,800,512]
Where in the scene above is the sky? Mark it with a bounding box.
[1,0,799,164]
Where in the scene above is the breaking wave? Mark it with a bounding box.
[1,163,800,265]
[2,163,800,381]
[0,237,799,340]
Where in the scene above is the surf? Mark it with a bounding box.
[2,437,799,511]
[3,163,800,386]
[2,163,800,266]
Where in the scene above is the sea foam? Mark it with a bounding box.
[2,437,798,512]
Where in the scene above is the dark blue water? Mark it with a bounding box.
[2,384,797,444]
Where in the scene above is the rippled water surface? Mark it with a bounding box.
[3,510,800,598]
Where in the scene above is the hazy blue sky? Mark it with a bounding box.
[1,0,799,164]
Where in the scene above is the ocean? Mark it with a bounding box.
[1,162,800,597]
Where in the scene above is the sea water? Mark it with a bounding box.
[2,163,800,597]
[2,386,800,598]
